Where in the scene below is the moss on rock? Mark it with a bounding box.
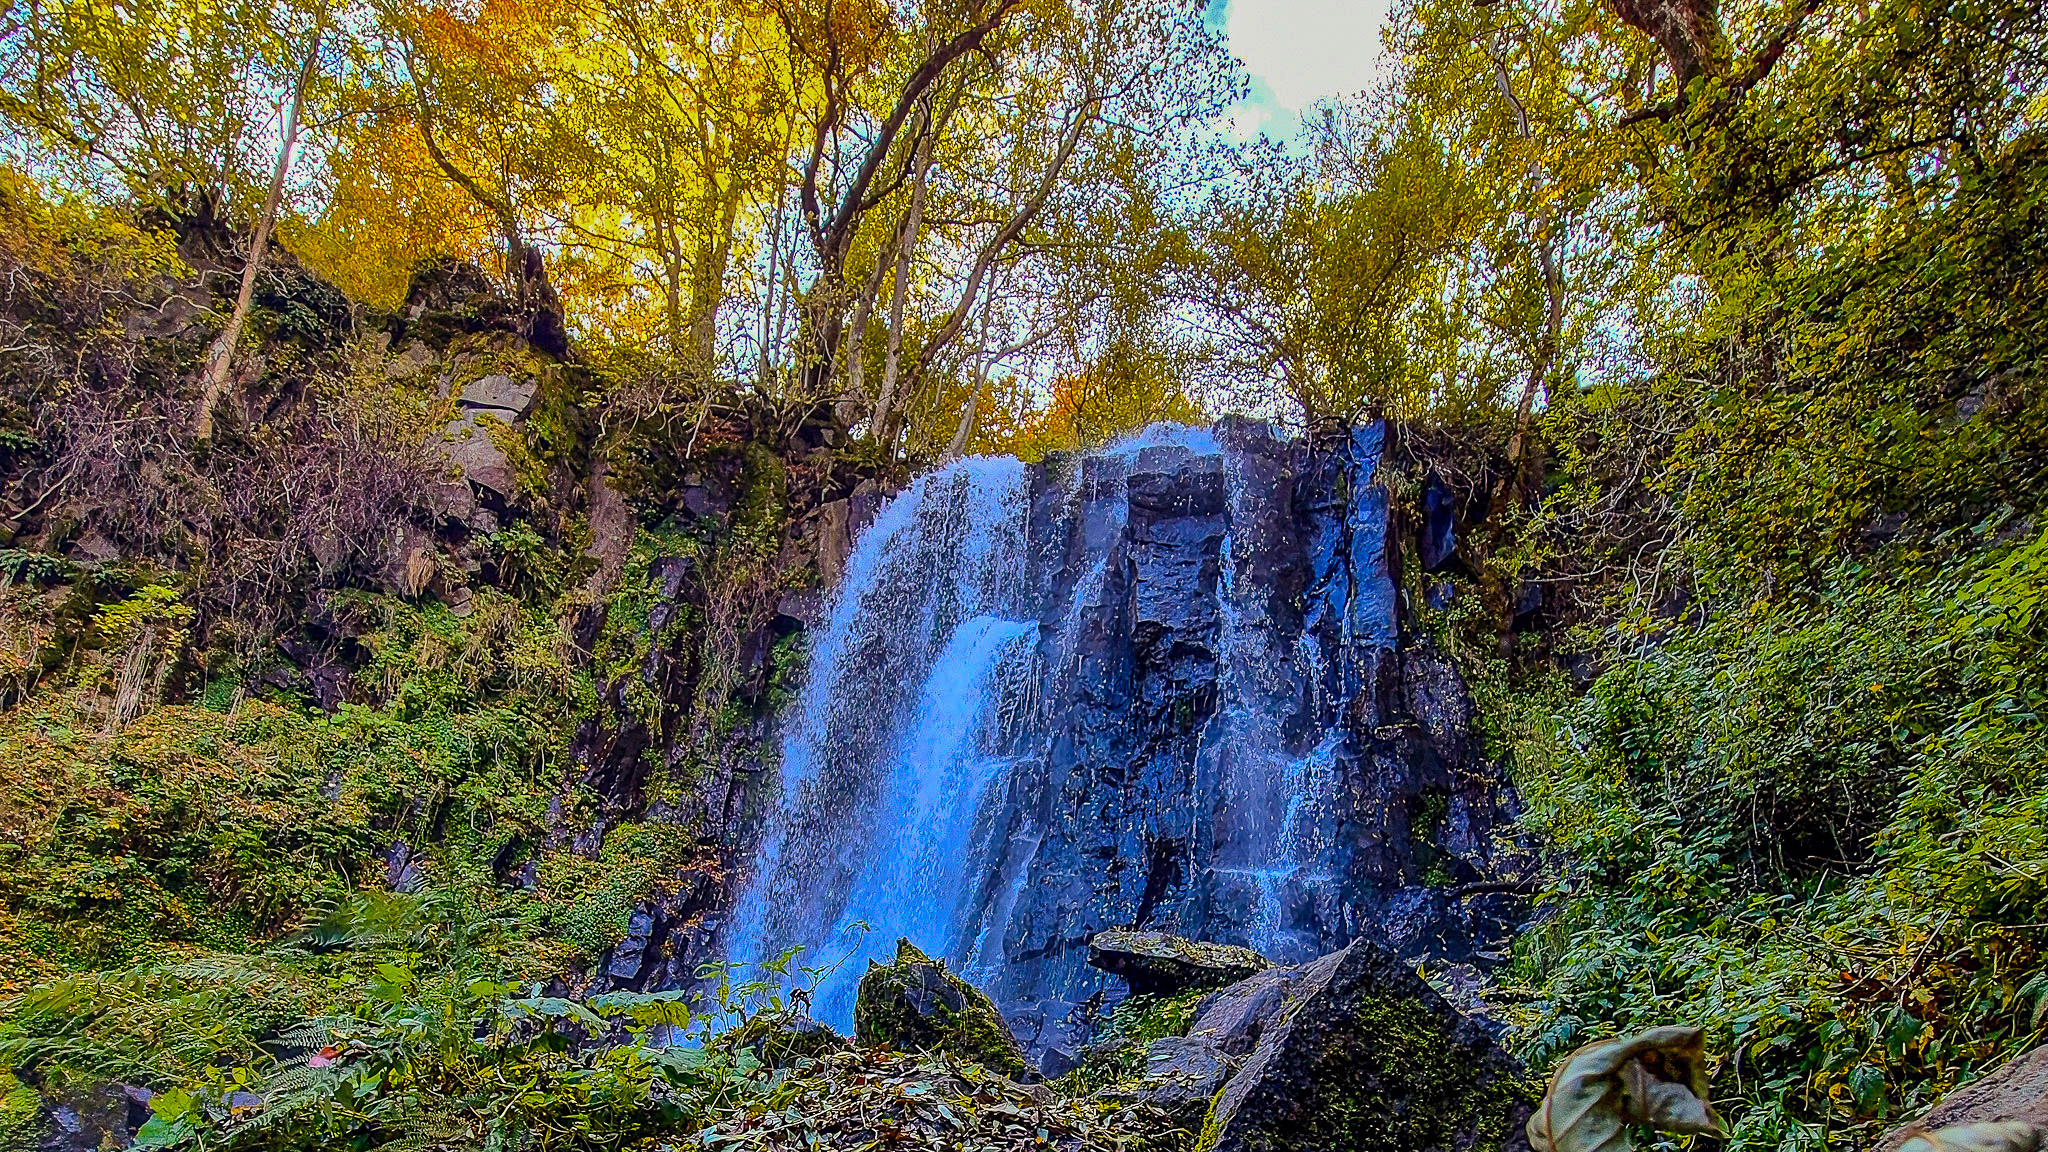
[1195,939,1538,1152]
[853,938,1031,1080]
[1087,929,1270,998]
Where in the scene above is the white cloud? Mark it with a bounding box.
[1218,79,1292,145]
[1222,0,1391,115]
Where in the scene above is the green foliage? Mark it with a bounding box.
[1653,140,2048,596]
[535,823,695,959]
[1058,990,1209,1097]
[0,583,663,1029]
[1386,1,2048,1148]
[1496,539,2048,1151]
[132,972,763,1152]
[100,922,859,1152]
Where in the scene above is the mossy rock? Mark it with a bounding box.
[853,938,1031,1080]
[1196,938,1539,1152]
[1088,928,1270,997]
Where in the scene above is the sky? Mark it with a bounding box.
[1208,0,1393,143]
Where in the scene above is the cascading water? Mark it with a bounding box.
[724,457,1038,1027]
[726,421,1519,1053]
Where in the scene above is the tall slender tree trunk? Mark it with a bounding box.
[839,256,891,427]
[1483,27,1563,487]
[193,18,323,440]
[945,293,997,460]
[687,176,744,370]
[759,183,787,385]
[870,115,934,446]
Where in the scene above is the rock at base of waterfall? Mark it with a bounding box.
[719,1012,850,1069]
[1109,963,1320,1127]
[1197,937,1538,1152]
[853,938,1032,1081]
[1873,1045,2048,1152]
[1088,929,1270,997]
[1134,1033,1239,1127]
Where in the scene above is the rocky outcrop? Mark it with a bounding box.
[1129,959,1316,1118]
[1875,1046,2048,1152]
[854,939,1033,1080]
[728,420,1527,1064]
[968,421,1526,1057]
[438,369,545,498]
[1197,936,1537,1152]
[35,1084,153,1152]
[1088,929,1268,997]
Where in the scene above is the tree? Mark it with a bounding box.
[0,0,325,211]
[193,10,326,438]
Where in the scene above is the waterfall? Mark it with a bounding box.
[724,421,1516,1049]
[725,457,1036,1028]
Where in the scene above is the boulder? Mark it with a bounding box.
[1088,929,1269,997]
[815,499,853,588]
[1874,1045,2048,1152]
[36,1084,151,1152]
[460,373,540,417]
[1138,1033,1239,1125]
[853,938,1031,1080]
[1197,936,1537,1152]
[1182,964,1298,1056]
[441,412,517,496]
[1123,959,1344,1125]
[582,464,632,593]
[383,339,435,380]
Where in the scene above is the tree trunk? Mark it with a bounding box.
[1483,27,1563,494]
[687,176,744,371]
[891,94,1099,444]
[192,19,323,440]
[759,182,786,385]
[945,293,998,460]
[839,254,892,426]
[871,116,934,445]
[789,0,1024,402]
[945,380,983,460]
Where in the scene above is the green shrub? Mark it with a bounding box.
[1497,534,2048,1151]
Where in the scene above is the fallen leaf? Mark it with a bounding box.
[1528,1026,1726,1152]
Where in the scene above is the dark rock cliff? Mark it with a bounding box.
[976,419,1522,1058]
[726,418,1525,1064]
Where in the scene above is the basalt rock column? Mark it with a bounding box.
[728,423,1522,1053]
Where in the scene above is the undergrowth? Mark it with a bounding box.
[1479,503,2048,1152]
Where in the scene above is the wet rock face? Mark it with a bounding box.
[726,420,1522,1063]
[972,420,1523,1033]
